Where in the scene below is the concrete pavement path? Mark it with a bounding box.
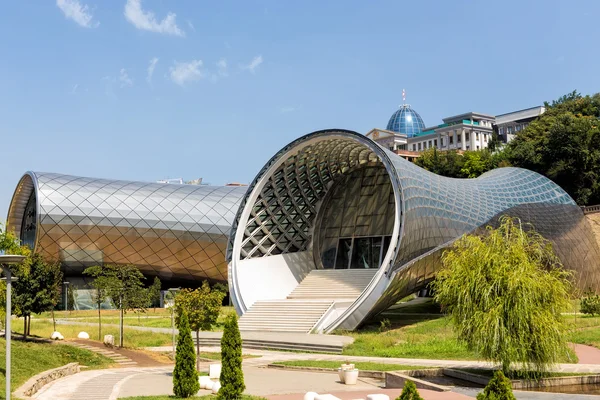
[572,343,600,365]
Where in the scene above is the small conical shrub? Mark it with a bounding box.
[476,370,516,400]
[218,313,245,400]
[173,311,199,398]
[396,379,423,400]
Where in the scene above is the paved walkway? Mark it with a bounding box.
[572,343,600,365]
[33,345,600,400]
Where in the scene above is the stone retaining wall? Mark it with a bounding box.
[587,213,600,250]
[14,362,80,398]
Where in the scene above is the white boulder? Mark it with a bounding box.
[367,395,390,400]
[199,376,212,390]
[211,380,221,394]
[103,334,114,346]
[50,331,64,340]
[304,392,319,400]
[315,395,341,400]
[209,363,221,379]
[77,331,90,339]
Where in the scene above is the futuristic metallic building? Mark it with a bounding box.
[7,130,600,331]
[7,172,246,283]
[228,129,600,332]
[386,104,426,137]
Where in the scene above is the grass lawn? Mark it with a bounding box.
[121,396,266,400]
[272,360,431,371]
[0,339,113,400]
[35,307,236,331]
[342,315,476,360]
[342,298,583,362]
[565,314,600,349]
[15,319,173,348]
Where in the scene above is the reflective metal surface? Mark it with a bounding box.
[228,129,600,331]
[7,172,246,282]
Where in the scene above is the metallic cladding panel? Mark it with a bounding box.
[7,172,247,282]
[229,129,599,332]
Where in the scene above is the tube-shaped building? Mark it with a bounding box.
[7,172,246,283]
[227,129,600,332]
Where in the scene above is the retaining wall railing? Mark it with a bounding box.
[582,205,600,214]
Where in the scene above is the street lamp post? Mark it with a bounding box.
[1,254,26,400]
[166,288,180,358]
[63,281,70,312]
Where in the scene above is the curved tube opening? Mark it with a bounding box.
[228,130,403,330]
[7,173,38,250]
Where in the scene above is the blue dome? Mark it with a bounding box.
[386,105,426,137]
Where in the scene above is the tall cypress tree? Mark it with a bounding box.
[173,311,199,398]
[218,314,245,400]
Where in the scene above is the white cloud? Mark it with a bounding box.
[242,55,263,73]
[187,20,195,32]
[147,57,159,83]
[70,83,79,94]
[124,0,184,37]
[217,59,228,77]
[56,0,98,28]
[119,68,133,87]
[170,60,204,86]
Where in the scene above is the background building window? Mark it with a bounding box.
[441,138,444,146]
[418,143,422,150]
[412,144,416,151]
[434,139,437,147]
[449,136,454,144]
[465,132,470,141]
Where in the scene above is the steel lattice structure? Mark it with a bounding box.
[7,172,246,282]
[228,129,600,331]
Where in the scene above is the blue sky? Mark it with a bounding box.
[1,0,599,218]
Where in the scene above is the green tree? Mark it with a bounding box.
[415,148,507,179]
[149,276,162,312]
[0,226,26,330]
[218,313,245,400]
[431,217,572,375]
[172,310,199,398]
[175,281,226,370]
[396,379,423,400]
[580,290,600,316]
[476,370,516,400]
[84,264,147,347]
[13,254,63,338]
[507,91,600,205]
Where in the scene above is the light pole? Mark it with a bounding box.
[1,253,26,400]
[166,288,180,358]
[63,281,70,312]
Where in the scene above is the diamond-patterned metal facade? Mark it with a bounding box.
[228,129,600,331]
[7,172,246,282]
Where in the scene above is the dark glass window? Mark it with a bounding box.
[335,238,352,269]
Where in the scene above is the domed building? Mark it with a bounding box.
[386,104,426,137]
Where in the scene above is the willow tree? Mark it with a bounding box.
[431,217,572,375]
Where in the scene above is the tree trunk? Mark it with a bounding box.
[23,316,27,339]
[98,302,102,341]
[119,297,124,347]
[196,329,200,371]
[52,308,56,332]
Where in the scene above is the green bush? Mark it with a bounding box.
[476,370,516,400]
[396,379,423,400]
[581,291,600,316]
[218,313,245,400]
[172,311,199,398]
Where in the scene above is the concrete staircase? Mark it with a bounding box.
[287,269,377,300]
[238,269,378,333]
[238,299,333,333]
